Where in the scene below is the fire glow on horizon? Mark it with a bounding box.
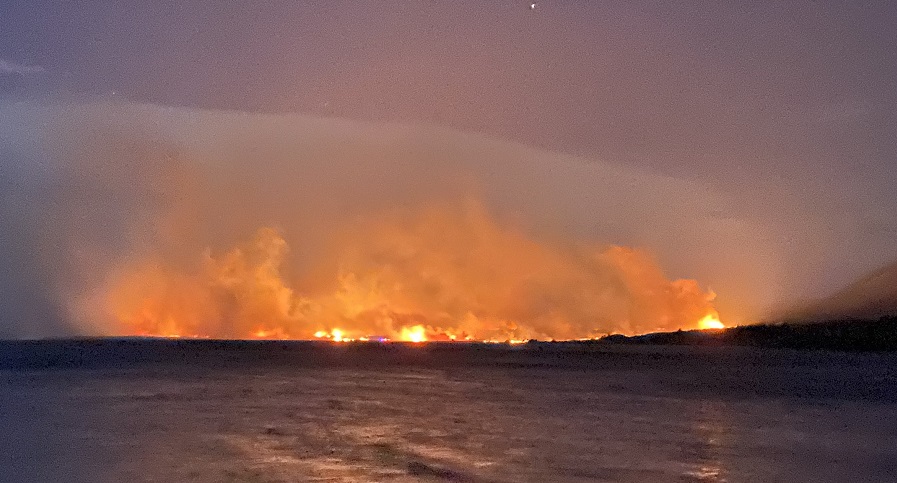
[90,206,725,342]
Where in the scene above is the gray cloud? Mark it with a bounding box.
[0,59,44,75]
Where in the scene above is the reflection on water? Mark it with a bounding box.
[683,401,729,482]
[3,348,897,482]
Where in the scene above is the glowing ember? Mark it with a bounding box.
[251,328,291,339]
[400,325,427,343]
[698,314,725,330]
[311,328,362,342]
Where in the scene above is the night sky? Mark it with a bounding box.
[1,1,896,336]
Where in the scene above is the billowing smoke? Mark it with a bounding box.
[79,206,719,340]
[0,101,774,339]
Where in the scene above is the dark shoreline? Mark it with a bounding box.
[4,336,897,403]
[1,317,895,371]
[0,338,672,370]
[0,335,891,371]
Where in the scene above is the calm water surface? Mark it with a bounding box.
[2,345,897,482]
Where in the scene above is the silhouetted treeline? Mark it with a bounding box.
[599,316,897,351]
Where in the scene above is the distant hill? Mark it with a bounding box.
[599,260,897,352]
[599,317,897,352]
[786,260,897,322]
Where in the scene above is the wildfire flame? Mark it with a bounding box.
[251,327,291,339]
[400,325,427,343]
[697,314,725,330]
[91,206,723,341]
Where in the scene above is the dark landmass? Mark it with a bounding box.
[781,260,897,321]
[1,317,896,373]
[3,336,897,404]
[600,316,897,352]
[0,338,736,371]
[4,330,897,406]
[0,317,892,373]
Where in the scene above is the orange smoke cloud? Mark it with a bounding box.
[96,204,721,340]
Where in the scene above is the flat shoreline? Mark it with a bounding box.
[2,337,894,371]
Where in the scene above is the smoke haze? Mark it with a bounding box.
[0,101,767,338]
[2,1,896,337]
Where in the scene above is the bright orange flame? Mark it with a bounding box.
[251,328,290,339]
[698,314,725,330]
[95,206,724,341]
[400,325,427,343]
[331,328,344,342]
[312,328,362,342]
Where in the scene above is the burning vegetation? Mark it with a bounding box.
[0,102,758,340]
[94,205,723,341]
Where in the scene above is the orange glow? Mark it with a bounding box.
[698,314,725,330]
[400,325,427,343]
[251,328,290,339]
[312,328,355,342]
[95,206,723,341]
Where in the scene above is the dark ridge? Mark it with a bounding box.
[0,338,722,370]
[599,316,897,352]
[782,259,897,321]
[0,335,891,374]
[2,318,896,372]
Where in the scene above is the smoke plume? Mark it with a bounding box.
[82,206,719,340]
[0,101,771,339]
